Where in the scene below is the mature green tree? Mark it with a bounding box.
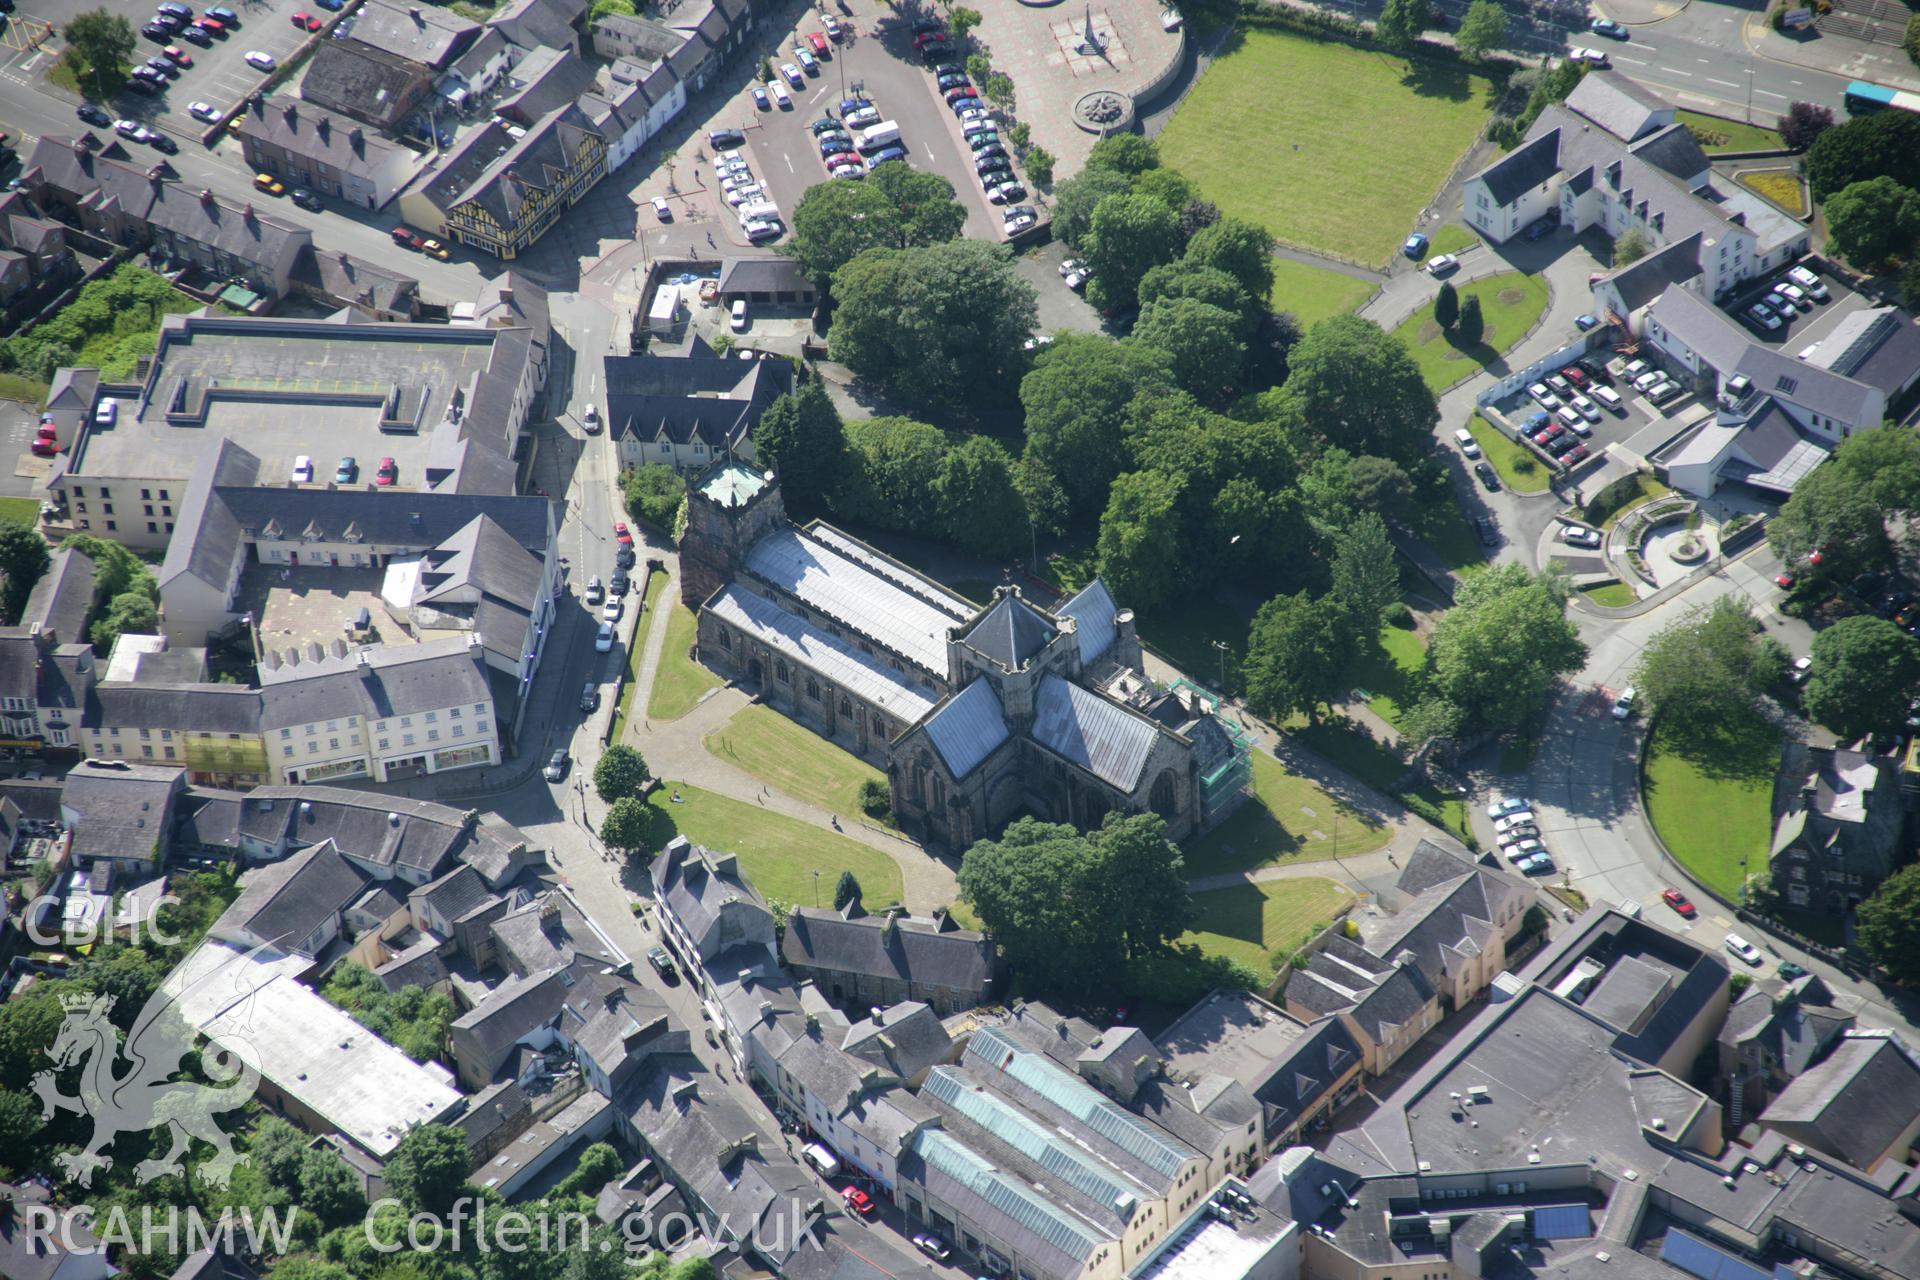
[1824,176,1920,267]
[0,523,50,626]
[786,180,900,283]
[828,240,1037,409]
[1434,280,1459,331]
[1180,198,1222,240]
[1274,314,1439,463]
[1024,146,1056,187]
[1856,863,1920,985]
[384,1124,472,1218]
[1331,512,1400,625]
[1132,296,1246,400]
[935,435,1027,558]
[1777,100,1835,151]
[0,1088,44,1168]
[1349,454,1415,517]
[1097,469,1185,609]
[1613,227,1652,264]
[1020,334,1172,518]
[600,795,661,857]
[868,161,969,246]
[1130,167,1194,213]
[1803,616,1920,739]
[249,1116,312,1190]
[1244,590,1351,724]
[1805,108,1920,198]
[833,870,862,911]
[63,533,154,601]
[1084,194,1184,313]
[840,416,949,535]
[0,991,62,1091]
[1631,596,1787,745]
[1376,0,1432,47]
[1768,441,1900,578]
[1422,563,1586,734]
[1455,0,1509,59]
[1183,217,1276,303]
[623,463,684,530]
[754,378,845,512]
[1137,263,1259,339]
[983,73,1015,109]
[1077,813,1193,961]
[298,1148,368,1228]
[1013,452,1071,542]
[949,5,983,43]
[1085,133,1160,176]
[593,744,650,803]
[1051,166,1133,248]
[63,8,135,96]
[89,590,157,653]
[1906,12,1920,68]
[1455,293,1485,345]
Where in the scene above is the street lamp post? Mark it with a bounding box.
[1211,640,1231,693]
[812,867,821,907]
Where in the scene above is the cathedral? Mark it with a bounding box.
[681,462,1251,849]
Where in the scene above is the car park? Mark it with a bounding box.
[1645,380,1681,403]
[816,133,851,154]
[1494,810,1536,833]
[1546,373,1572,397]
[963,117,993,135]
[1746,302,1782,330]
[163,44,194,64]
[845,106,881,127]
[1724,934,1764,966]
[869,146,910,169]
[178,24,211,44]
[207,4,238,20]
[769,79,791,108]
[937,74,969,90]
[969,132,1001,152]
[1775,283,1811,310]
[1555,406,1584,433]
[811,116,842,135]
[1570,395,1600,423]
[1005,212,1037,234]
[145,55,179,76]
[143,21,175,40]
[291,10,320,29]
[1631,369,1663,391]
[1496,824,1538,847]
[1591,385,1624,413]
[708,129,745,149]
[1563,442,1589,466]
[988,182,1027,204]
[291,455,314,483]
[1506,838,1545,863]
[794,46,817,73]
[807,31,830,56]
[652,196,672,221]
[1517,852,1557,876]
[1546,433,1580,457]
[838,97,870,114]
[1527,382,1560,410]
[745,219,782,243]
[752,87,769,110]
[830,163,864,179]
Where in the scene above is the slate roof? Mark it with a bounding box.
[1475,129,1563,205]
[1565,71,1673,142]
[214,839,367,953]
[783,902,995,996]
[171,1248,261,1280]
[421,105,602,230]
[416,514,544,612]
[143,185,312,276]
[1809,306,1920,396]
[1721,984,1854,1078]
[1734,342,1883,427]
[1759,1032,1920,1168]
[19,545,96,646]
[301,42,434,129]
[1057,579,1119,662]
[159,438,263,594]
[744,527,968,676]
[1360,840,1528,989]
[88,683,263,734]
[920,679,1010,779]
[1030,674,1161,792]
[651,836,777,963]
[61,758,184,865]
[496,45,598,124]
[716,254,815,297]
[1601,233,1703,314]
[490,891,626,975]
[217,487,550,557]
[290,249,419,316]
[259,634,492,728]
[963,593,1055,670]
[1133,1073,1262,1153]
[488,0,586,52]
[236,98,408,181]
[603,349,793,454]
[0,1180,108,1280]
[1627,123,1712,183]
[451,964,574,1069]
[347,0,482,69]
[705,587,939,725]
[412,863,497,923]
[839,1002,953,1079]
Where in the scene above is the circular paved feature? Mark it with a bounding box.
[1074,89,1136,133]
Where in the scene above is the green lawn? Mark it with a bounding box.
[0,374,49,408]
[1391,272,1551,393]
[1158,29,1496,265]
[1676,111,1785,154]
[1468,415,1551,494]
[611,569,667,739]
[1579,581,1635,608]
[1184,750,1389,878]
[1591,474,1673,529]
[1345,622,1426,726]
[1426,224,1481,257]
[0,498,41,527]
[1180,877,1355,979]
[1642,713,1780,902]
[1268,258,1377,330]
[647,599,722,721]
[647,781,905,907]
[705,704,888,820]
[1414,498,1488,574]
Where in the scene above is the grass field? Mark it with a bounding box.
[1579,581,1636,608]
[1184,750,1389,878]
[1268,258,1378,330]
[706,704,888,820]
[1415,498,1488,573]
[1391,272,1551,392]
[1676,111,1784,154]
[1426,224,1481,257]
[1468,415,1551,494]
[611,569,667,739]
[1158,29,1496,265]
[1180,877,1355,978]
[648,600,722,721]
[1346,622,1427,726]
[0,498,41,527]
[647,781,904,907]
[0,374,49,408]
[1642,712,1780,902]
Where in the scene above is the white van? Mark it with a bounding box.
[801,1142,840,1176]
[1453,427,1481,458]
[1591,385,1624,413]
[737,200,780,224]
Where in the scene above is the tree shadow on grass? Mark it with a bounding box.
[1654,704,1783,784]
[1398,57,1480,105]
[1189,882,1268,946]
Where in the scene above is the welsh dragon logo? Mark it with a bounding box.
[31,946,269,1188]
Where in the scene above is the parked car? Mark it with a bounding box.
[375,456,396,485]
[1723,934,1764,966]
[1661,888,1696,918]
[646,946,677,981]
[1474,460,1500,491]
[841,1187,875,1216]
[1517,852,1557,876]
[1403,232,1427,258]
[987,182,1027,204]
[602,598,623,623]
[333,456,356,484]
[78,103,113,126]
[580,684,600,713]
[543,750,569,782]
[1570,394,1601,423]
[1487,796,1529,819]
[1746,302,1782,331]
[1527,382,1561,410]
[911,1235,951,1263]
[291,10,320,29]
[1612,685,1637,719]
[1778,961,1809,981]
[752,86,769,109]
[781,62,805,88]
[243,49,276,70]
[1496,824,1539,847]
[1494,811,1536,834]
[595,622,615,652]
[708,128,745,149]
[585,576,604,605]
[1506,838,1546,863]
[290,188,320,210]
[291,454,314,483]
[1426,253,1458,276]
[1575,313,1599,331]
[1560,526,1602,549]
[730,299,748,331]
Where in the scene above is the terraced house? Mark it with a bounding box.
[402,104,607,259]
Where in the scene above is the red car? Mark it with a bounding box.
[1560,365,1587,386]
[30,427,58,457]
[1776,573,1795,590]
[1661,888,1697,919]
[614,521,632,545]
[375,456,397,486]
[807,31,830,56]
[291,10,320,28]
[841,1187,875,1216]
[194,16,225,34]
